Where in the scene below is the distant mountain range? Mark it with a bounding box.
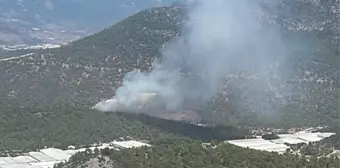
[0,0,175,45]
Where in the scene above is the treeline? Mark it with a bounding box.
[0,102,168,152]
[55,138,340,168]
[121,112,248,141]
[0,102,247,153]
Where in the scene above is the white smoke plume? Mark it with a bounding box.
[93,0,288,113]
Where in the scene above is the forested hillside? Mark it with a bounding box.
[0,1,338,128]
[0,1,339,167]
[0,6,184,107]
[0,102,247,152]
[55,139,340,168]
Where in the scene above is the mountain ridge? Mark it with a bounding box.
[0,6,184,106]
[0,0,176,45]
[0,1,338,127]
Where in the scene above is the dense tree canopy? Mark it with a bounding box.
[0,101,247,154]
[55,139,340,168]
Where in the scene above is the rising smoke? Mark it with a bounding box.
[93,0,288,114]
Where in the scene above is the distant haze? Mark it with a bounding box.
[93,0,288,114]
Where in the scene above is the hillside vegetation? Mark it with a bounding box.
[0,5,247,153]
[0,103,167,152]
[0,6,184,107]
[55,139,340,168]
[0,102,247,152]
[0,2,339,167]
[0,1,338,128]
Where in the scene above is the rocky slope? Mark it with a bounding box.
[0,1,338,126]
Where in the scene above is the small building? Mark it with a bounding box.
[111,140,151,149]
[279,137,307,145]
[67,145,75,150]
[39,148,72,161]
[0,163,41,168]
[29,161,60,168]
[28,152,56,162]
[226,138,290,153]
[0,157,19,165]
[318,132,336,139]
[0,140,152,168]
[11,156,38,164]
